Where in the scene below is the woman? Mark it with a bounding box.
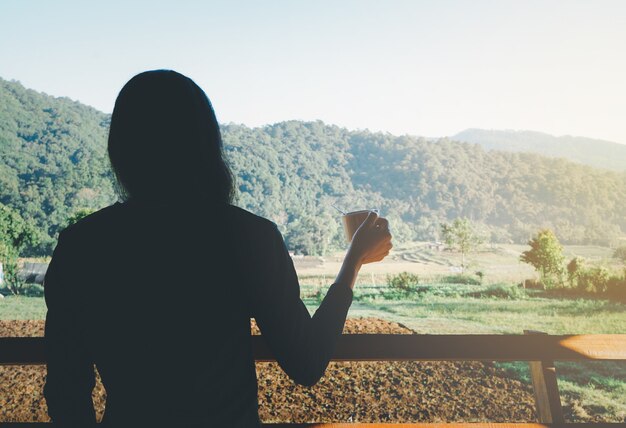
[43,70,392,427]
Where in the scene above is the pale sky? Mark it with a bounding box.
[1,0,625,143]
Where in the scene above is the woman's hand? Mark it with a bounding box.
[347,211,393,265]
[335,211,392,290]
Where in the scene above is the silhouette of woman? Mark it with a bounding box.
[43,70,392,427]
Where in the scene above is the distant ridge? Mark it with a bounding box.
[453,129,626,172]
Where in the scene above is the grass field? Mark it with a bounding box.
[0,296,46,320]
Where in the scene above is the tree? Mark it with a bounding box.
[520,229,565,288]
[0,204,39,295]
[440,218,484,273]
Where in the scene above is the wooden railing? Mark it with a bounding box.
[2,333,626,427]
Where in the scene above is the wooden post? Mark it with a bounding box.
[524,330,565,424]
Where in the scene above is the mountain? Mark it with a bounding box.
[453,129,626,172]
[0,78,116,254]
[1,77,625,256]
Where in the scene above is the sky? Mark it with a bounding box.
[1,0,625,144]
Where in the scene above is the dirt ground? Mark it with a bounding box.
[0,318,543,423]
[252,319,538,423]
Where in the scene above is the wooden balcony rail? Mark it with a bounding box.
[2,334,626,427]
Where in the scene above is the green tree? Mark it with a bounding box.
[520,229,565,288]
[0,204,39,295]
[440,218,484,273]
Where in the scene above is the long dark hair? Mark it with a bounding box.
[108,70,235,204]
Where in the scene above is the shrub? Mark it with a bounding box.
[386,272,420,293]
[613,246,626,263]
[577,266,610,294]
[20,283,44,297]
[465,283,527,299]
[441,274,481,285]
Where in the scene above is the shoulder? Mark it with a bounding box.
[58,202,283,247]
[224,205,278,231]
[221,205,285,254]
[59,202,125,242]
[48,203,125,275]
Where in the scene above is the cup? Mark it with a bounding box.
[342,209,378,243]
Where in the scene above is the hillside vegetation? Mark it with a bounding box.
[1,77,625,256]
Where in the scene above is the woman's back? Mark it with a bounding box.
[44,199,350,427]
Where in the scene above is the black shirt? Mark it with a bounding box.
[43,199,353,427]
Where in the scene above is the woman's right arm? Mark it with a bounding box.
[248,212,391,386]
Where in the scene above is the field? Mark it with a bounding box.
[294,241,618,282]
[294,243,626,422]
[1,242,625,422]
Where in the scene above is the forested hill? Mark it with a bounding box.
[2,77,625,256]
[0,78,116,254]
[453,129,626,172]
